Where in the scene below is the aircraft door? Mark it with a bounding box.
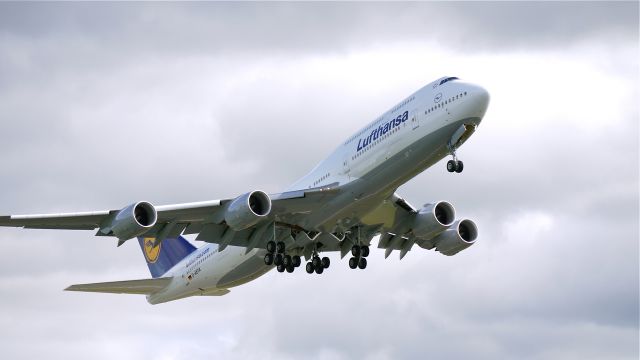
[410,108,420,130]
[342,156,351,181]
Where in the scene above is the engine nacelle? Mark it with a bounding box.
[109,201,157,240]
[225,190,271,231]
[432,219,478,256]
[412,201,456,241]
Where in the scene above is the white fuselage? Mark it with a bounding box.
[148,77,489,304]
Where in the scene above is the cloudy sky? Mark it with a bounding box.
[0,2,637,359]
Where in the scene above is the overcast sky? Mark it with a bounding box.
[0,2,637,360]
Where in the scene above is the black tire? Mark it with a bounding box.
[305,262,314,274]
[274,254,283,266]
[283,255,292,267]
[351,245,361,257]
[292,256,301,267]
[286,264,295,273]
[447,160,456,172]
[455,160,464,173]
[266,241,276,253]
[358,257,367,269]
[312,256,321,268]
[315,265,324,274]
[264,253,274,265]
[277,264,285,272]
[276,241,286,253]
[348,257,358,269]
[322,257,330,269]
[361,246,370,257]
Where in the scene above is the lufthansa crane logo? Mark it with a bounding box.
[143,237,161,263]
[434,93,442,103]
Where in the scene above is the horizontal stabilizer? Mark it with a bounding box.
[65,277,172,295]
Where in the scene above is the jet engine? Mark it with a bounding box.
[412,201,456,241]
[109,201,158,240]
[225,190,272,231]
[432,219,478,256]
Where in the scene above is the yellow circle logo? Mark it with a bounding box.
[143,237,161,263]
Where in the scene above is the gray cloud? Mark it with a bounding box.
[0,2,636,59]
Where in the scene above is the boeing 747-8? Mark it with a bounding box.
[0,76,489,304]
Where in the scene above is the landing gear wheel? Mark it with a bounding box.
[306,262,314,274]
[292,256,301,268]
[264,253,274,265]
[276,241,286,253]
[266,241,276,253]
[315,265,324,274]
[349,257,358,269]
[276,264,285,273]
[447,160,456,173]
[274,254,283,266]
[322,257,330,269]
[286,264,295,273]
[358,257,367,269]
[351,245,361,257]
[283,255,292,267]
[312,256,321,268]
[455,160,464,173]
[361,246,370,257]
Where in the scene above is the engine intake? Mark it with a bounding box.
[109,201,158,240]
[432,219,478,256]
[225,190,271,231]
[412,201,456,241]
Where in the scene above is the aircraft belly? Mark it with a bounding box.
[307,116,480,230]
[360,116,479,189]
[146,278,197,304]
[150,248,269,303]
[216,252,271,288]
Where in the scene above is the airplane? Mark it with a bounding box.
[0,76,489,304]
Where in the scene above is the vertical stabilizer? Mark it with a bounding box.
[137,236,196,278]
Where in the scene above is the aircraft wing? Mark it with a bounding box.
[65,277,172,295]
[0,186,340,250]
[258,192,422,260]
[335,192,423,259]
[0,210,112,230]
[0,187,458,260]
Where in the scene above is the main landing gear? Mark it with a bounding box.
[348,245,369,270]
[446,147,464,173]
[305,252,330,275]
[265,238,369,275]
[264,240,301,273]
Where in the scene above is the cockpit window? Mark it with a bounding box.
[439,77,459,85]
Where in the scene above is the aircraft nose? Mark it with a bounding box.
[465,83,490,123]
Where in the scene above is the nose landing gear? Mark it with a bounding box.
[446,159,463,173]
[446,146,464,173]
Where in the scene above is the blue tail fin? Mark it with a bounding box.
[137,236,197,278]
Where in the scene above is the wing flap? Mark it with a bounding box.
[65,277,172,295]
